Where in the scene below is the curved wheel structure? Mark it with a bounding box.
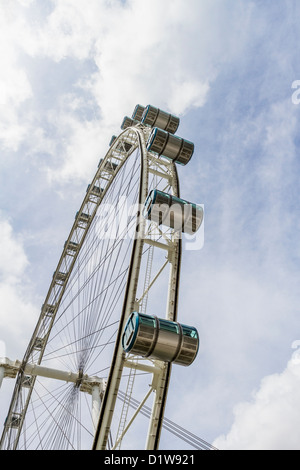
[0,105,200,450]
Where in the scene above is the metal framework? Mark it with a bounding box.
[0,109,194,450]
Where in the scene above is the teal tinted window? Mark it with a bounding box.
[145,194,153,213]
[123,318,135,345]
[139,314,155,328]
[171,195,185,205]
[156,191,171,205]
[181,325,198,338]
[159,319,178,334]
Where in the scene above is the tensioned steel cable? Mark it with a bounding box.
[21,382,79,449]
[42,150,141,376]
[48,157,140,344]
[18,148,143,448]
[53,149,140,312]
[49,149,148,376]
[54,158,164,352]
[118,391,218,451]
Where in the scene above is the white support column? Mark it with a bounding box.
[144,238,170,251]
[92,384,102,433]
[93,128,150,451]
[123,359,161,376]
[0,367,5,389]
[145,363,169,450]
[24,363,80,384]
[145,236,180,450]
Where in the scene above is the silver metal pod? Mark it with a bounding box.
[121,116,140,130]
[143,189,203,235]
[146,127,194,165]
[141,105,180,135]
[122,312,199,366]
[132,104,146,122]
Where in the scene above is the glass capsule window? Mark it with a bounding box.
[181,325,198,338]
[123,317,135,347]
[159,319,179,334]
[139,313,156,328]
[122,312,199,366]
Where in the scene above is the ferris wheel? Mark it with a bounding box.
[0,104,205,450]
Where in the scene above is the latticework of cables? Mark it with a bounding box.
[117,390,217,451]
[6,146,177,450]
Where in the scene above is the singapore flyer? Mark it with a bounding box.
[0,104,207,451]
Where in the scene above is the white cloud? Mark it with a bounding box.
[26,0,253,181]
[25,0,251,120]
[0,0,254,176]
[17,0,35,6]
[35,0,99,61]
[200,98,300,451]
[0,283,37,352]
[0,3,33,150]
[0,217,28,284]
[168,80,210,116]
[45,110,106,183]
[0,67,32,107]
[0,215,37,355]
[213,351,300,450]
[88,0,251,124]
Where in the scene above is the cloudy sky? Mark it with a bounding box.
[1,0,300,450]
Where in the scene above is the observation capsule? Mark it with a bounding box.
[141,105,180,135]
[143,189,203,234]
[132,104,145,122]
[109,135,117,146]
[121,116,140,130]
[122,312,199,366]
[146,127,194,166]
